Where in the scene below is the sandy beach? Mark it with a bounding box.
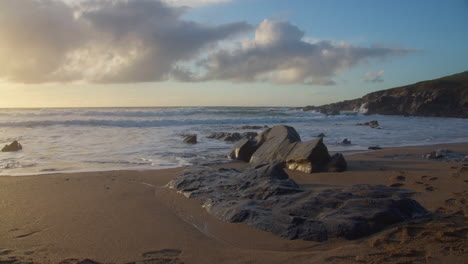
[0,143,467,264]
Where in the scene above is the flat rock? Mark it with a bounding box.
[168,164,430,241]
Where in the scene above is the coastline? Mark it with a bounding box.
[0,142,467,264]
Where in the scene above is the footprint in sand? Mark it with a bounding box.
[15,231,39,239]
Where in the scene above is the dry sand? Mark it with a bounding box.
[0,143,466,264]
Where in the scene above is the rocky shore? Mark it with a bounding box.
[301,71,468,118]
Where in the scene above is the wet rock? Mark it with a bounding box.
[341,138,352,145]
[183,134,197,144]
[168,165,430,241]
[358,120,379,128]
[207,132,257,142]
[240,125,263,130]
[228,138,259,162]
[325,153,347,172]
[317,133,326,137]
[1,140,22,152]
[368,146,383,150]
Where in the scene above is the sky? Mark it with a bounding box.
[0,0,467,108]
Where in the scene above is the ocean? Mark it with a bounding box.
[0,107,467,176]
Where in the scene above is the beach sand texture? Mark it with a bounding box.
[0,143,467,264]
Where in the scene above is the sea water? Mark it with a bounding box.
[0,107,466,176]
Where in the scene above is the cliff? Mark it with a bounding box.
[302,71,468,118]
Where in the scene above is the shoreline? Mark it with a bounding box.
[2,141,467,177]
[0,142,466,263]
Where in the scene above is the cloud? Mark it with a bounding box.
[0,2,413,85]
[0,0,251,83]
[163,0,232,7]
[197,19,413,85]
[363,70,385,83]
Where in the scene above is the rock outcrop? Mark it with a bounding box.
[302,71,468,118]
[230,125,342,173]
[1,141,22,152]
[168,164,430,241]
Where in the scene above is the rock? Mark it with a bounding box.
[207,132,257,142]
[249,125,301,164]
[168,165,430,242]
[325,153,347,172]
[368,146,383,150]
[341,138,352,145]
[183,134,197,144]
[423,149,467,161]
[240,125,263,130]
[317,133,326,137]
[228,138,259,162]
[1,140,22,152]
[358,120,379,128]
[285,137,331,173]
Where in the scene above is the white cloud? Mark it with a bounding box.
[363,70,385,83]
[197,19,413,85]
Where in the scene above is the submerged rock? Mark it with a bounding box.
[168,164,430,241]
[1,140,22,152]
[341,138,352,145]
[358,120,379,128]
[183,134,197,144]
[207,132,258,142]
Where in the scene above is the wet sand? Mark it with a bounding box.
[0,143,467,264]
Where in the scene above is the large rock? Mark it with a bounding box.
[227,138,259,162]
[249,125,301,164]
[1,140,22,152]
[168,164,430,241]
[285,137,330,173]
[230,125,343,173]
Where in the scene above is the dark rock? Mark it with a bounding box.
[341,138,351,145]
[249,125,301,164]
[317,133,326,137]
[325,153,347,172]
[285,137,331,173]
[358,120,379,128]
[240,125,263,130]
[1,140,22,152]
[368,146,383,150]
[301,71,468,118]
[183,134,197,144]
[207,132,257,142]
[168,165,430,242]
[228,138,259,162]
